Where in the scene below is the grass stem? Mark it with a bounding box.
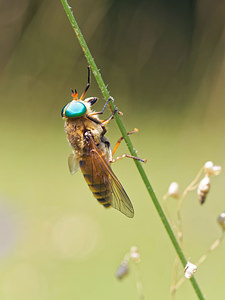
[60,1,205,299]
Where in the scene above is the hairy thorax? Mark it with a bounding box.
[64,116,104,156]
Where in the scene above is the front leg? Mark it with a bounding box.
[86,106,118,127]
[88,97,114,117]
[101,107,118,125]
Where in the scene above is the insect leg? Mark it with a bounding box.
[101,107,118,125]
[110,154,147,163]
[88,97,114,117]
[80,65,91,100]
[87,104,118,126]
[112,128,138,156]
[84,97,98,105]
[110,128,147,163]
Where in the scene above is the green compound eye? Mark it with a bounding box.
[62,101,87,118]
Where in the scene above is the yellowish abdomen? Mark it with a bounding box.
[79,156,112,208]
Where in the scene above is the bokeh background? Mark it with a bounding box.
[0,0,225,299]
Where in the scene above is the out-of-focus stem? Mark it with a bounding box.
[171,167,204,298]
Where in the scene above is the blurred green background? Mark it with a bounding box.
[0,0,225,299]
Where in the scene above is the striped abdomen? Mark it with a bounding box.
[79,156,112,208]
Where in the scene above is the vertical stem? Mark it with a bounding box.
[60,1,205,299]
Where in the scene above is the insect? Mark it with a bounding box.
[61,67,144,218]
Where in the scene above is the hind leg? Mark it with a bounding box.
[109,128,146,163]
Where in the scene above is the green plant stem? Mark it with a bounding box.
[60,1,205,299]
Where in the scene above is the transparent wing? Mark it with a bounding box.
[89,137,134,218]
[68,153,79,175]
[109,170,134,218]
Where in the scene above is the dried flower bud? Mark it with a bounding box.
[197,175,210,204]
[212,165,222,175]
[217,212,225,230]
[167,182,179,198]
[204,161,222,176]
[184,261,197,279]
[116,261,129,279]
[130,246,141,263]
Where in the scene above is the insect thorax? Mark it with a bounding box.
[64,117,105,156]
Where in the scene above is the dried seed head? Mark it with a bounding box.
[217,212,225,230]
[130,246,141,263]
[168,182,179,198]
[116,261,129,280]
[184,261,197,279]
[204,161,222,176]
[212,165,222,175]
[204,161,213,173]
[197,175,210,204]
